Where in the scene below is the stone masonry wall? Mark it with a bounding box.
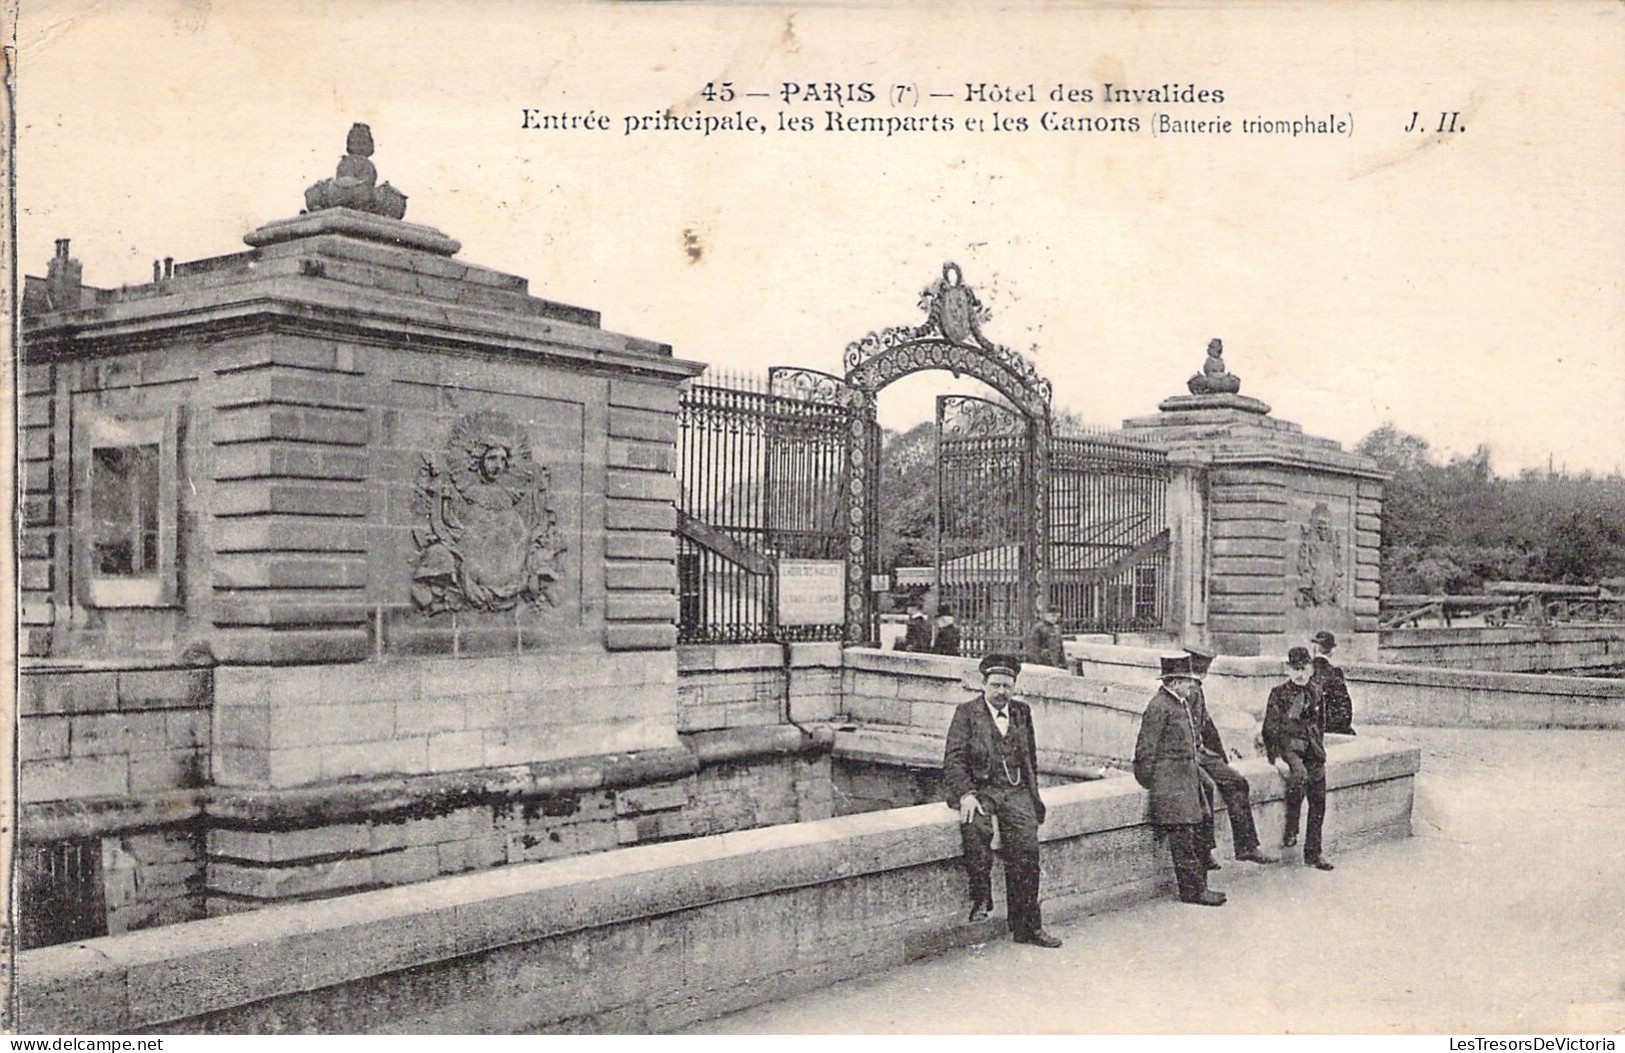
[204,747,832,915]
[18,363,58,657]
[17,665,213,940]
[19,665,211,806]
[211,650,679,789]
[676,642,842,731]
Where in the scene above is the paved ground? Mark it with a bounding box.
[687,727,1625,1034]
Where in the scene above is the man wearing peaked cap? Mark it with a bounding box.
[1184,646,1276,869]
[1133,654,1226,905]
[942,653,1062,947]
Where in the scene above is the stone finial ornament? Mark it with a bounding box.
[1187,338,1242,395]
[303,122,409,219]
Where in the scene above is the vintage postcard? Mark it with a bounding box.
[5,0,1622,1038]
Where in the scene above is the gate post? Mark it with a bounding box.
[845,391,880,645]
[1165,450,1212,643]
[1022,415,1051,648]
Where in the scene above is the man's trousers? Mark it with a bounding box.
[1281,750,1327,860]
[1159,823,1210,901]
[1196,753,1263,856]
[961,789,1043,938]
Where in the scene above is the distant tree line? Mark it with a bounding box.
[1355,424,1625,593]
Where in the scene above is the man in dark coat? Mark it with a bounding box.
[1263,647,1336,870]
[1133,655,1226,906]
[897,602,933,652]
[1024,603,1067,668]
[1309,630,1356,735]
[942,653,1062,947]
[931,605,962,657]
[1185,646,1277,869]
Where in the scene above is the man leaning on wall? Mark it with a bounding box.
[1133,655,1227,906]
[942,653,1063,947]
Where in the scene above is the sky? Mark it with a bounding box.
[13,0,1625,475]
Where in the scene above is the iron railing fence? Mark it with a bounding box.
[676,372,850,643]
[1048,432,1171,635]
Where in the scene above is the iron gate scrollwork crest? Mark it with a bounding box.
[843,262,1053,419]
[411,409,566,614]
[768,366,850,406]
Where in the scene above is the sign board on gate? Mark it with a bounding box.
[778,559,846,626]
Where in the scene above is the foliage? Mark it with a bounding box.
[877,421,938,570]
[1355,424,1625,592]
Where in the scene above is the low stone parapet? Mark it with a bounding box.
[1379,624,1625,675]
[1347,663,1625,728]
[843,647,1153,768]
[14,737,1417,1034]
[1068,640,1625,731]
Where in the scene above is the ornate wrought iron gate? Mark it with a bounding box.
[936,395,1038,656]
[675,262,1171,651]
[842,263,1052,646]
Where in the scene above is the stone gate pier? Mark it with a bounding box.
[1121,345,1384,661]
[17,126,839,937]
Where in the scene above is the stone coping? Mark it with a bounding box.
[13,736,1416,1033]
[832,725,1122,781]
[1344,662,1625,699]
[1067,640,1274,678]
[23,268,704,381]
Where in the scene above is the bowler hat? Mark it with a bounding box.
[1183,645,1217,678]
[1158,654,1199,680]
[1286,646,1312,668]
[979,653,1022,678]
[1311,631,1337,650]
